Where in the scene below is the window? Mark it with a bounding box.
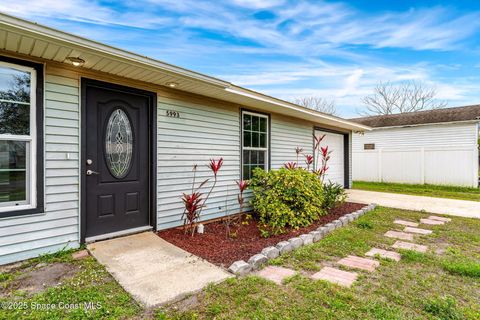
[241,111,269,180]
[0,58,43,216]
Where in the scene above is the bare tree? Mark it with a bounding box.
[293,96,338,115]
[360,81,447,116]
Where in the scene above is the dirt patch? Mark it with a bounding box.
[158,202,365,267]
[1,262,80,297]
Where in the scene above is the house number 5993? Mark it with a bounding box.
[166,110,180,118]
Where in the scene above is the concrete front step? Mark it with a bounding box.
[420,218,445,225]
[428,216,452,222]
[403,227,433,235]
[311,266,358,287]
[394,219,419,227]
[384,230,414,241]
[337,255,380,272]
[365,248,401,262]
[255,266,296,285]
[392,241,428,253]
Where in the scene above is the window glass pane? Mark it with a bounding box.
[260,117,267,132]
[243,131,251,148]
[0,66,30,103]
[243,165,250,180]
[0,102,30,135]
[258,151,265,165]
[251,132,259,148]
[0,140,27,204]
[243,114,251,131]
[243,150,250,165]
[251,150,258,165]
[259,133,267,148]
[252,116,259,132]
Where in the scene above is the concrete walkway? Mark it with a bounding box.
[347,189,480,219]
[88,232,231,307]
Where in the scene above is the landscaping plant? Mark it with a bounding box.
[321,180,347,210]
[181,158,223,236]
[249,167,325,235]
[223,180,249,238]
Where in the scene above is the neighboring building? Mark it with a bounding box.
[0,13,369,265]
[351,105,480,188]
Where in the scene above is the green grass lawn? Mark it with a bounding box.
[160,207,480,319]
[1,207,479,319]
[353,181,480,202]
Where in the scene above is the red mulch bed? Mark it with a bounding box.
[158,202,365,267]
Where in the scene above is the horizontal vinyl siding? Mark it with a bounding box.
[352,122,479,187]
[0,72,80,265]
[156,96,241,230]
[270,114,313,169]
[352,123,477,152]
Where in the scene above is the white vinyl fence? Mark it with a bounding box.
[352,122,479,187]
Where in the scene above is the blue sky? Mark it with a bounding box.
[2,0,480,117]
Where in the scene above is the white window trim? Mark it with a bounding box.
[241,110,269,180]
[0,61,37,213]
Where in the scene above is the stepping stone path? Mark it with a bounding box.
[420,218,445,225]
[394,219,419,227]
[365,248,401,262]
[338,255,380,272]
[254,215,451,289]
[392,241,428,253]
[429,216,451,222]
[384,230,414,241]
[403,227,433,235]
[256,266,296,285]
[311,266,358,287]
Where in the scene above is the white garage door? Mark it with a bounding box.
[314,130,345,187]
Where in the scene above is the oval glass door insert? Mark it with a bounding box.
[105,109,133,178]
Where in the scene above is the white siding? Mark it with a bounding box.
[352,122,479,187]
[0,72,80,265]
[314,130,345,186]
[270,114,313,169]
[156,96,241,229]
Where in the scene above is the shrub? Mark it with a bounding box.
[249,167,326,235]
[322,181,347,210]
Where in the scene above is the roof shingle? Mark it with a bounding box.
[350,105,480,128]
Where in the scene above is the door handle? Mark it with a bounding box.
[86,169,100,175]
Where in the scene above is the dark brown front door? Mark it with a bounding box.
[83,80,152,239]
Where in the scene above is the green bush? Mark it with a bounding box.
[322,181,347,210]
[249,167,326,235]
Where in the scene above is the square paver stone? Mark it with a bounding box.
[365,248,401,262]
[394,219,419,227]
[311,266,358,287]
[255,266,296,285]
[384,230,414,241]
[420,218,445,225]
[392,241,428,253]
[428,216,451,222]
[337,255,380,272]
[403,227,432,235]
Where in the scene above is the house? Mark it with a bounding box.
[0,13,369,265]
[351,105,480,187]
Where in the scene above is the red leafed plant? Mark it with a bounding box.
[305,154,314,170]
[284,161,298,170]
[181,192,204,235]
[223,180,249,238]
[181,157,223,236]
[208,158,223,177]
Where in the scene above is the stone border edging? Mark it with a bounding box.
[228,203,377,276]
